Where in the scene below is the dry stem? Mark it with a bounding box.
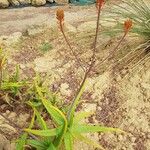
[67,6,102,122]
[59,21,85,72]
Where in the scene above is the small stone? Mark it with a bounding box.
[0,0,9,8]
[97,106,102,111]
[46,0,54,3]
[0,104,6,110]
[131,137,136,143]
[147,133,150,139]
[9,112,16,118]
[9,0,19,6]
[17,113,29,126]
[118,134,123,141]
[31,0,46,6]
[54,0,68,4]
[121,147,127,150]
[20,64,26,69]
[27,25,46,36]
[6,110,10,114]
[18,0,31,5]
[60,83,72,96]
[82,103,97,113]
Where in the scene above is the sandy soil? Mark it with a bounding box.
[0,5,97,36]
[0,2,150,150]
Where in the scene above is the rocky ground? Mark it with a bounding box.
[0,0,65,8]
[0,2,150,150]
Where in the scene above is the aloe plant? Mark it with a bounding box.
[16,0,131,149]
[21,83,124,150]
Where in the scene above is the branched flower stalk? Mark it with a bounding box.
[66,0,105,123]
[56,3,132,124]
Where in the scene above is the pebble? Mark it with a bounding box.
[131,137,136,143]
[118,134,125,141]
[9,112,16,118]
[20,64,26,69]
[5,110,10,114]
[147,133,150,139]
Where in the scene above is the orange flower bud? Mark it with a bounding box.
[124,19,132,34]
[96,0,104,9]
[56,9,64,23]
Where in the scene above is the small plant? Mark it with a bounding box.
[15,0,133,150]
[0,49,28,105]
[39,41,53,53]
[0,65,28,105]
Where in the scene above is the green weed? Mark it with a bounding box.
[39,42,53,53]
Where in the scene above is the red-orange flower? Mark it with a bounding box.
[124,19,132,34]
[96,0,104,10]
[56,9,64,23]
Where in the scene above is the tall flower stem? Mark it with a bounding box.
[67,4,102,123]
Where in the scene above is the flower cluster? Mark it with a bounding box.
[56,9,64,24]
[124,19,133,34]
[96,0,105,10]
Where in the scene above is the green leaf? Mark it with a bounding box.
[73,133,105,150]
[27,139,46,150]
[14,65,20,82]
[29,110,36,129]
[16,133,28,150]
[27,139,56,150]
[67,81,86,125]
[35,83,65,125]
[35,108,47,130]
[24,127,62,137]
[47,143,57,150]
[72,124,125,133]
[28,102,47,130]
[64,132,73,150]
[1,82,25,89]
[35,83,68,147]
[74,111,94,123]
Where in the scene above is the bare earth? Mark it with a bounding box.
[0,5,97,36]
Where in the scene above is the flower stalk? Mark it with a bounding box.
[66,0,105,122]
[56,9,85,71]
[56,5,133,124]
